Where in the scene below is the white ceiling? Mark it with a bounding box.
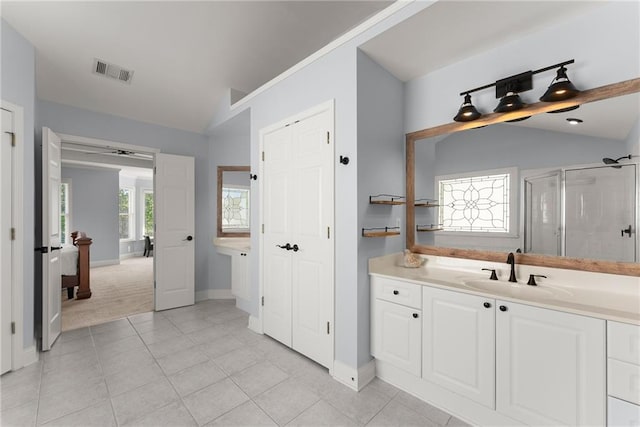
[359,1,604,82]
[1,1,391,133]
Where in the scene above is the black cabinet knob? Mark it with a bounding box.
[483,302,491,308]
[292,244,299,252]
[183,235,193,241]
[393,290,399,295]
[412,313,419,318]
[499,305,508,312]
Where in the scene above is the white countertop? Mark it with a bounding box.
[213,237,251,252]
[370,253,640,326]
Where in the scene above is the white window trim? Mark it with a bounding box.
[119,186,135,241]
[61,179,72,246]
[435,167,518,238]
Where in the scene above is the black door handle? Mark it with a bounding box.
[292,244,299,252]
[412,313,419,318]
[483,302,491,308]
[277,243,292,250]
[50,246,62,251]
[622,225,632,237]
[393,290,399,295]
[183,235,193,241]
[499,305,508,312]
[35,246,49,253]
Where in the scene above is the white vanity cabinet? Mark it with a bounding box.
[607,321,640,426]
[371,275,607,426]
[495,300,606,426]
[216,246,250,300]
[422,286,495,408]
[371,276,422,376]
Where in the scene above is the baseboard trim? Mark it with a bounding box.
[22,345,39,367]
[332,359,376,391]
[90,259,120,268]
[195,289,234,302]
[248,315,262,334]
[119,252,144,260]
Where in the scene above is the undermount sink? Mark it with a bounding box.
[462,279,573,300]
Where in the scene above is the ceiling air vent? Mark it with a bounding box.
[93,58,134,84]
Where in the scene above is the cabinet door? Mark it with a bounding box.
[496,301,605,426]
[374,300,421,376]
[231,253,249,300]
[422,287,495,408]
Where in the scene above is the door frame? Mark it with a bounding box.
[2,101,25,371]
[258,99,335,368]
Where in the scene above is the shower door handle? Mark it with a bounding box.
[621,225,632,237]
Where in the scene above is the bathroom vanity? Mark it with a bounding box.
[214,237,250,300]
[369,253,640,426]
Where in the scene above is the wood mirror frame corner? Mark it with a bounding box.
[406,77,640,277]
[217,165,251,238]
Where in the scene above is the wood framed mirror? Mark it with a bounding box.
[406,78,640,276]
[217,165,251,237]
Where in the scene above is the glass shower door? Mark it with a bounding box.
[565,164,636,262]
[524,172,561,256]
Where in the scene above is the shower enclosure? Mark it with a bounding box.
[524,163,637,262]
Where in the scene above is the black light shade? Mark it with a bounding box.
[494,92,525,113]
[540,66,579,102]
[453,94,482,122]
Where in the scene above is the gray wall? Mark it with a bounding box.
[37,100,210,291]
[626,120,639,157]
[62,166,119,262]
[356,50,405,366]
[208,109,251,307]
[1,18,36,349]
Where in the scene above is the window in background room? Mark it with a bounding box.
[437,169,515,234]
[60,181,71,245]
[119,187,135,240]
[222,185,250,232]
[143,189,154,237]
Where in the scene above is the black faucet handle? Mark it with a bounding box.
[482,268,498,280]
[527,274,547,286]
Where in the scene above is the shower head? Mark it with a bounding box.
[602,155,632,168]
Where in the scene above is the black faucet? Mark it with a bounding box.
[506,252,517,283]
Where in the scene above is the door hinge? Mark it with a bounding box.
[262,224,264,234]
[11,322,15,334]
[262,151,265,161]
[154,280,156,289]
[153,166,156,174]
[5,131,15,147]
[326,131,330,144]
[327,227,330,239]
[326,321,330,334]
[10,228,15,241]
[261,296,264,306]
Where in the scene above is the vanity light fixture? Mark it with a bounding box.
[566,118,583,125]
[540,65,580,102]
[453,93,482,122]
[454,59,577,123]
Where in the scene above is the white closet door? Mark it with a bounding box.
[1,108,13,372]
[261,102,334,368]
[262,125,294,346]
[41,127,62,351]
[290,109,333,369]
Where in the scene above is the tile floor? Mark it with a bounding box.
[0,300,468,427]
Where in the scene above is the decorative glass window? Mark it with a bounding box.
[222,186,250,231]
[438,171,512,233]
[60,181,71,245]
[119,187,135,240]
[143,190,154,237]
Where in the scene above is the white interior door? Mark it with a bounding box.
[262,103,334,369]
[154,153,195,311]
[290,110,333,368]
[1,108,13,372]
[42,127,62,351]
[565,165,636,262]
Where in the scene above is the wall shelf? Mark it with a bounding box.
[415,198,440,208]
[417,224,443,232]
[362,227,401,237]
[369,194,405,205]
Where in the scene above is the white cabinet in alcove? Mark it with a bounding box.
[231,250,250,300]
[422,286,495,408]
[495,300,606,426]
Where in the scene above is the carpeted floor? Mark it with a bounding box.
[61,256,154,331]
